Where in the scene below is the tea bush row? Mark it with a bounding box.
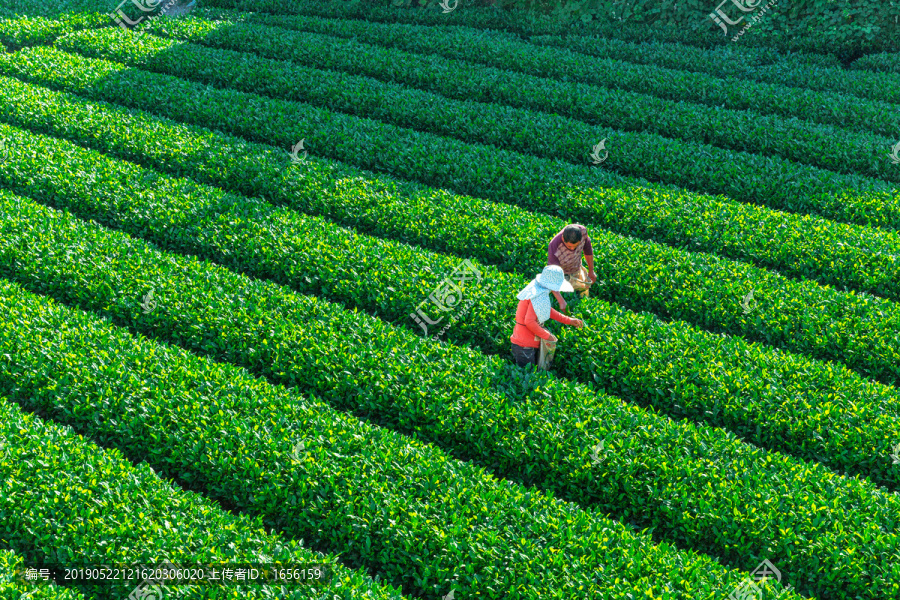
[7,42,900,300]
[0,188,895,599]
[0,11,107,48]
[175,8,900,142]
[0,396,399,600]
[129,14,900,214]
[525,32,900,106]
[44,25,900,230]
[851,51,900,75]
[4,75,900,388]
[0,273,788,600]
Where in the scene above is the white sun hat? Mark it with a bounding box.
[537,265,574,293]
[517,265,574,323]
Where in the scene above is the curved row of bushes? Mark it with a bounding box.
[5,84,900,453]
[135,12,900,188]
[0,246,802,600]
[200,0,900,58]
[6,57,899,302]
[51,23,900,230]
[0,397,398,600]
[0,11,109,48]
[525,32,900,106]
[204,0,590,37]
[852,51,900,75]
[182,7,900,142]
[127,14,900,216]
[7,45,900,310]
[0,189,891,600]
[532,0,900,62]
[5,51,899,303]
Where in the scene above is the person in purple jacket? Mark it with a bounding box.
[547,224,597,313]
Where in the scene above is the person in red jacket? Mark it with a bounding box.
[510,265,584,367]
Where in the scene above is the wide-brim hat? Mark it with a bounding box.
[536,265,574,293]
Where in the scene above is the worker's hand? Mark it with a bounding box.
[588,270,597,284]
[558,297,567,313]
[572,319,584,329]
[547,334,558,343]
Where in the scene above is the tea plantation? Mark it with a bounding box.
[0,1,899,599]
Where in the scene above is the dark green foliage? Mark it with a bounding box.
[525,32,900,106]
[198,0,900,62]
[162,9,900,143]
[40,24,900,227]
[851,51,900,74]
[134,10,900,203]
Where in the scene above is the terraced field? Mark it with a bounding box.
[1,2,899,599]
